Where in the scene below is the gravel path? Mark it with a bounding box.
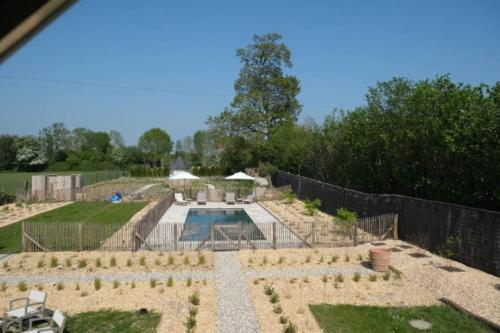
[245,265,372,279]
[215,252,260,333]
[0,270,214,285]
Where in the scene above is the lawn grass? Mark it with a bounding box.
[309,304,494,333]
[0,201,147,253]
[65,310,161,333]
[0,170,123,196]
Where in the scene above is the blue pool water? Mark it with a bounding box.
[179,208,265,241]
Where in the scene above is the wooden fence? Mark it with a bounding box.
[22,212,396,252]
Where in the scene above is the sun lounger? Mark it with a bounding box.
[174,193,189,205]
[243,194,255,204]
[197,192,207,205]
[225,192,235,205]
[22,309,65,333]
[6,289,47,330]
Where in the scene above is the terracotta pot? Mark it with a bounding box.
[369,247,391,272]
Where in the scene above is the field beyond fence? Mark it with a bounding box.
[272,170,500,276]
[0,170,124,197]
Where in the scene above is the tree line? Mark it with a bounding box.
[0,125,174,173]
[200,33,500,211]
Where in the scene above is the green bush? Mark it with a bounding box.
[303,199,321,216]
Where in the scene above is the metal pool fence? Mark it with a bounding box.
[22,212,397,252]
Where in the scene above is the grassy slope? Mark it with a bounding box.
[0,201,147,253]
[65,310,161,333]
[0,170,123,195]
[309,304,494,333]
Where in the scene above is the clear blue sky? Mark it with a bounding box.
[1,0,499,145]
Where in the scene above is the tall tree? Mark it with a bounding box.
[39,122,70,163]
[138,128,173,168]
[208,33,301,140]
[14,136,47,171]
[0,135,17,170]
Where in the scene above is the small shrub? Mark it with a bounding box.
[189,291,200,305]
[335,274,344,283]
[110,257,117,267]
[283,189,296,204]
[131,281,136,289]
[273,305,283,314]
[78,259,87,269]
[353,272,361,282]
[65,258,72,267]
[321,275,328,283]
[253,279,259,285]
[166,276,173,287]
[303,277,309,283]
[344,255,350,262]
[139,256,146,266]
[36,284,43,291]
[248,258,254,265]
[37,260,45,268]
[50,256,58,268]
[262,256,268,265]
[2,261,8,269]
[56,282,64,291]
[150,278,158,288]
[283,322,297,333]
[154,258,161,266]
[331,255,339,263]
[112,280,119,289]
[383,271,390,281]
[126,258,132,267]
[75,283,80,291]
[80,291,89,297]
[187,277,192,287]
[264,285,275,296]
[278,256,286,265]
[334,208,358,231]
[167,255,175,265]
[319,255,324,263]
[279,315,288,324]
[18,281,27,292]
[94,278,102,291]
[183,256,190,265]
[303,199,321,216]
[289,278,297,284]
[369,274,377,282]
[357,254,363,261]
[184,314,197,332]
[197,254,206,266]
[334,281,339,289]
[269,292,280,304]
[305,254,311,263]
[95,258,102,268]
[393,270,402,280]
[1,281,7,291]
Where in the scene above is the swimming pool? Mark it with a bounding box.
[179,208,265,241]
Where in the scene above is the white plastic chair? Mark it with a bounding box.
[23,309,65,333]
[6,289,47,330]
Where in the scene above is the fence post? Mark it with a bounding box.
[238,222,241,249]
[211,224,215,251]
[173,224,178,251]
[22,222,26,252]
[78,223,83,251]
[353,220,358,246]
[272,222,277,249]
[393,214,399,240]
[312,221,316,246]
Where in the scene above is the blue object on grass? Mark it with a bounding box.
[108,192,122,203]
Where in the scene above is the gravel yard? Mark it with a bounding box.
[0,250,213,276]
[247,240,500,332]
[0,279,216,333]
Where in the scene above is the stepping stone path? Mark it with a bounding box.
[409,319,432,330]
[215,252,260,333]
